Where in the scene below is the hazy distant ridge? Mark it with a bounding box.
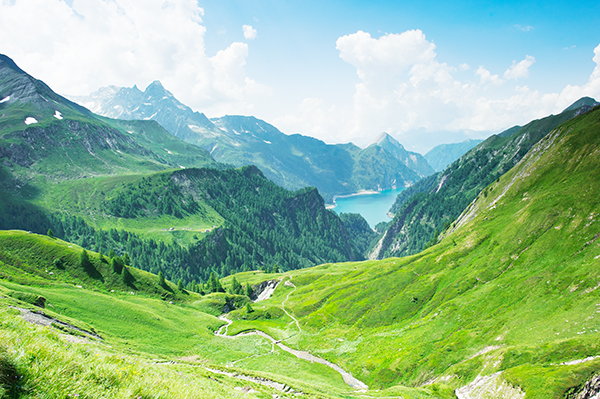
[73,82,435,201]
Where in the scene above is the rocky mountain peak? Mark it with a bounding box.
[370,132,398,147]
[144,80,171,98]
[0,54,92,119]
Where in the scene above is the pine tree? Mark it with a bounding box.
[245,303,253,313]
[177,279,184,291]
[80,249,91,269]
[231,276,242,295]
[207,271,225,293]
[47,228,54,238]
[245,282,253,298]
[123,252,131,266]
[112,256,124,274]
[158,271,166,288]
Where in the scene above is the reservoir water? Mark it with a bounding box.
[332,187,405,228]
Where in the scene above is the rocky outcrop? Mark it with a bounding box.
[455,372,525,399]
[565,373,600,399]
[252,279,279,301]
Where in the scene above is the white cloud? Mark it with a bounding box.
[476,66,504,85]
[336,29,436,86]
[0,0,269,116]
[504,55,535,80]
[280,31,600,151]
[242,24,257,40]
[515,24,534,32]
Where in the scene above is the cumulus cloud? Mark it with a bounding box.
[0,0,269,116]
[285,31,600,150]
[476,66,504,85]
[504,55,535,80]
[336,29,436,86]
[242,25,257,40]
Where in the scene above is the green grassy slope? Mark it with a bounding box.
[0,230,376,398]
[226,106,600,397]
[373,99,598,259]
[0,230,189,300]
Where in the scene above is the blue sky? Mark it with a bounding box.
[1,0,599,152]
[203,0,597,92]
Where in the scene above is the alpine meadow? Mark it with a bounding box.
[1,6,600,398]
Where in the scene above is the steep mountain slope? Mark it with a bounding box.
[227,105,600,397]
[424,138,484,172]
[0,55,216,180]
[73,82,433,201]
[371,98,599,259]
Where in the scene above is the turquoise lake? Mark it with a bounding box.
[331,187,406,228]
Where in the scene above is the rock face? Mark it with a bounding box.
[252,280,279,301]
[455,372,525,399]
[70,81,223,144]
[0,54,92,117]
[566,374,600,399]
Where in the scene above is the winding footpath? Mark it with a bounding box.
[282,279,301,334]
[214,278,368,391]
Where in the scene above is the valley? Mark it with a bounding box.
[0,50,599,399]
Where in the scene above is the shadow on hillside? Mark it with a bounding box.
[0,346,27,398]
[81,258,104,282]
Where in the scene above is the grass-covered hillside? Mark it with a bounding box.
[0,230,367,398]
[372,97,599,259]
[225,105,600,397]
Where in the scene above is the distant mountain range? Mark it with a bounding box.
[72,82,435,201]
[424,138,483,172]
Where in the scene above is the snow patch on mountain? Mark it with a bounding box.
[24,117,38,125]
